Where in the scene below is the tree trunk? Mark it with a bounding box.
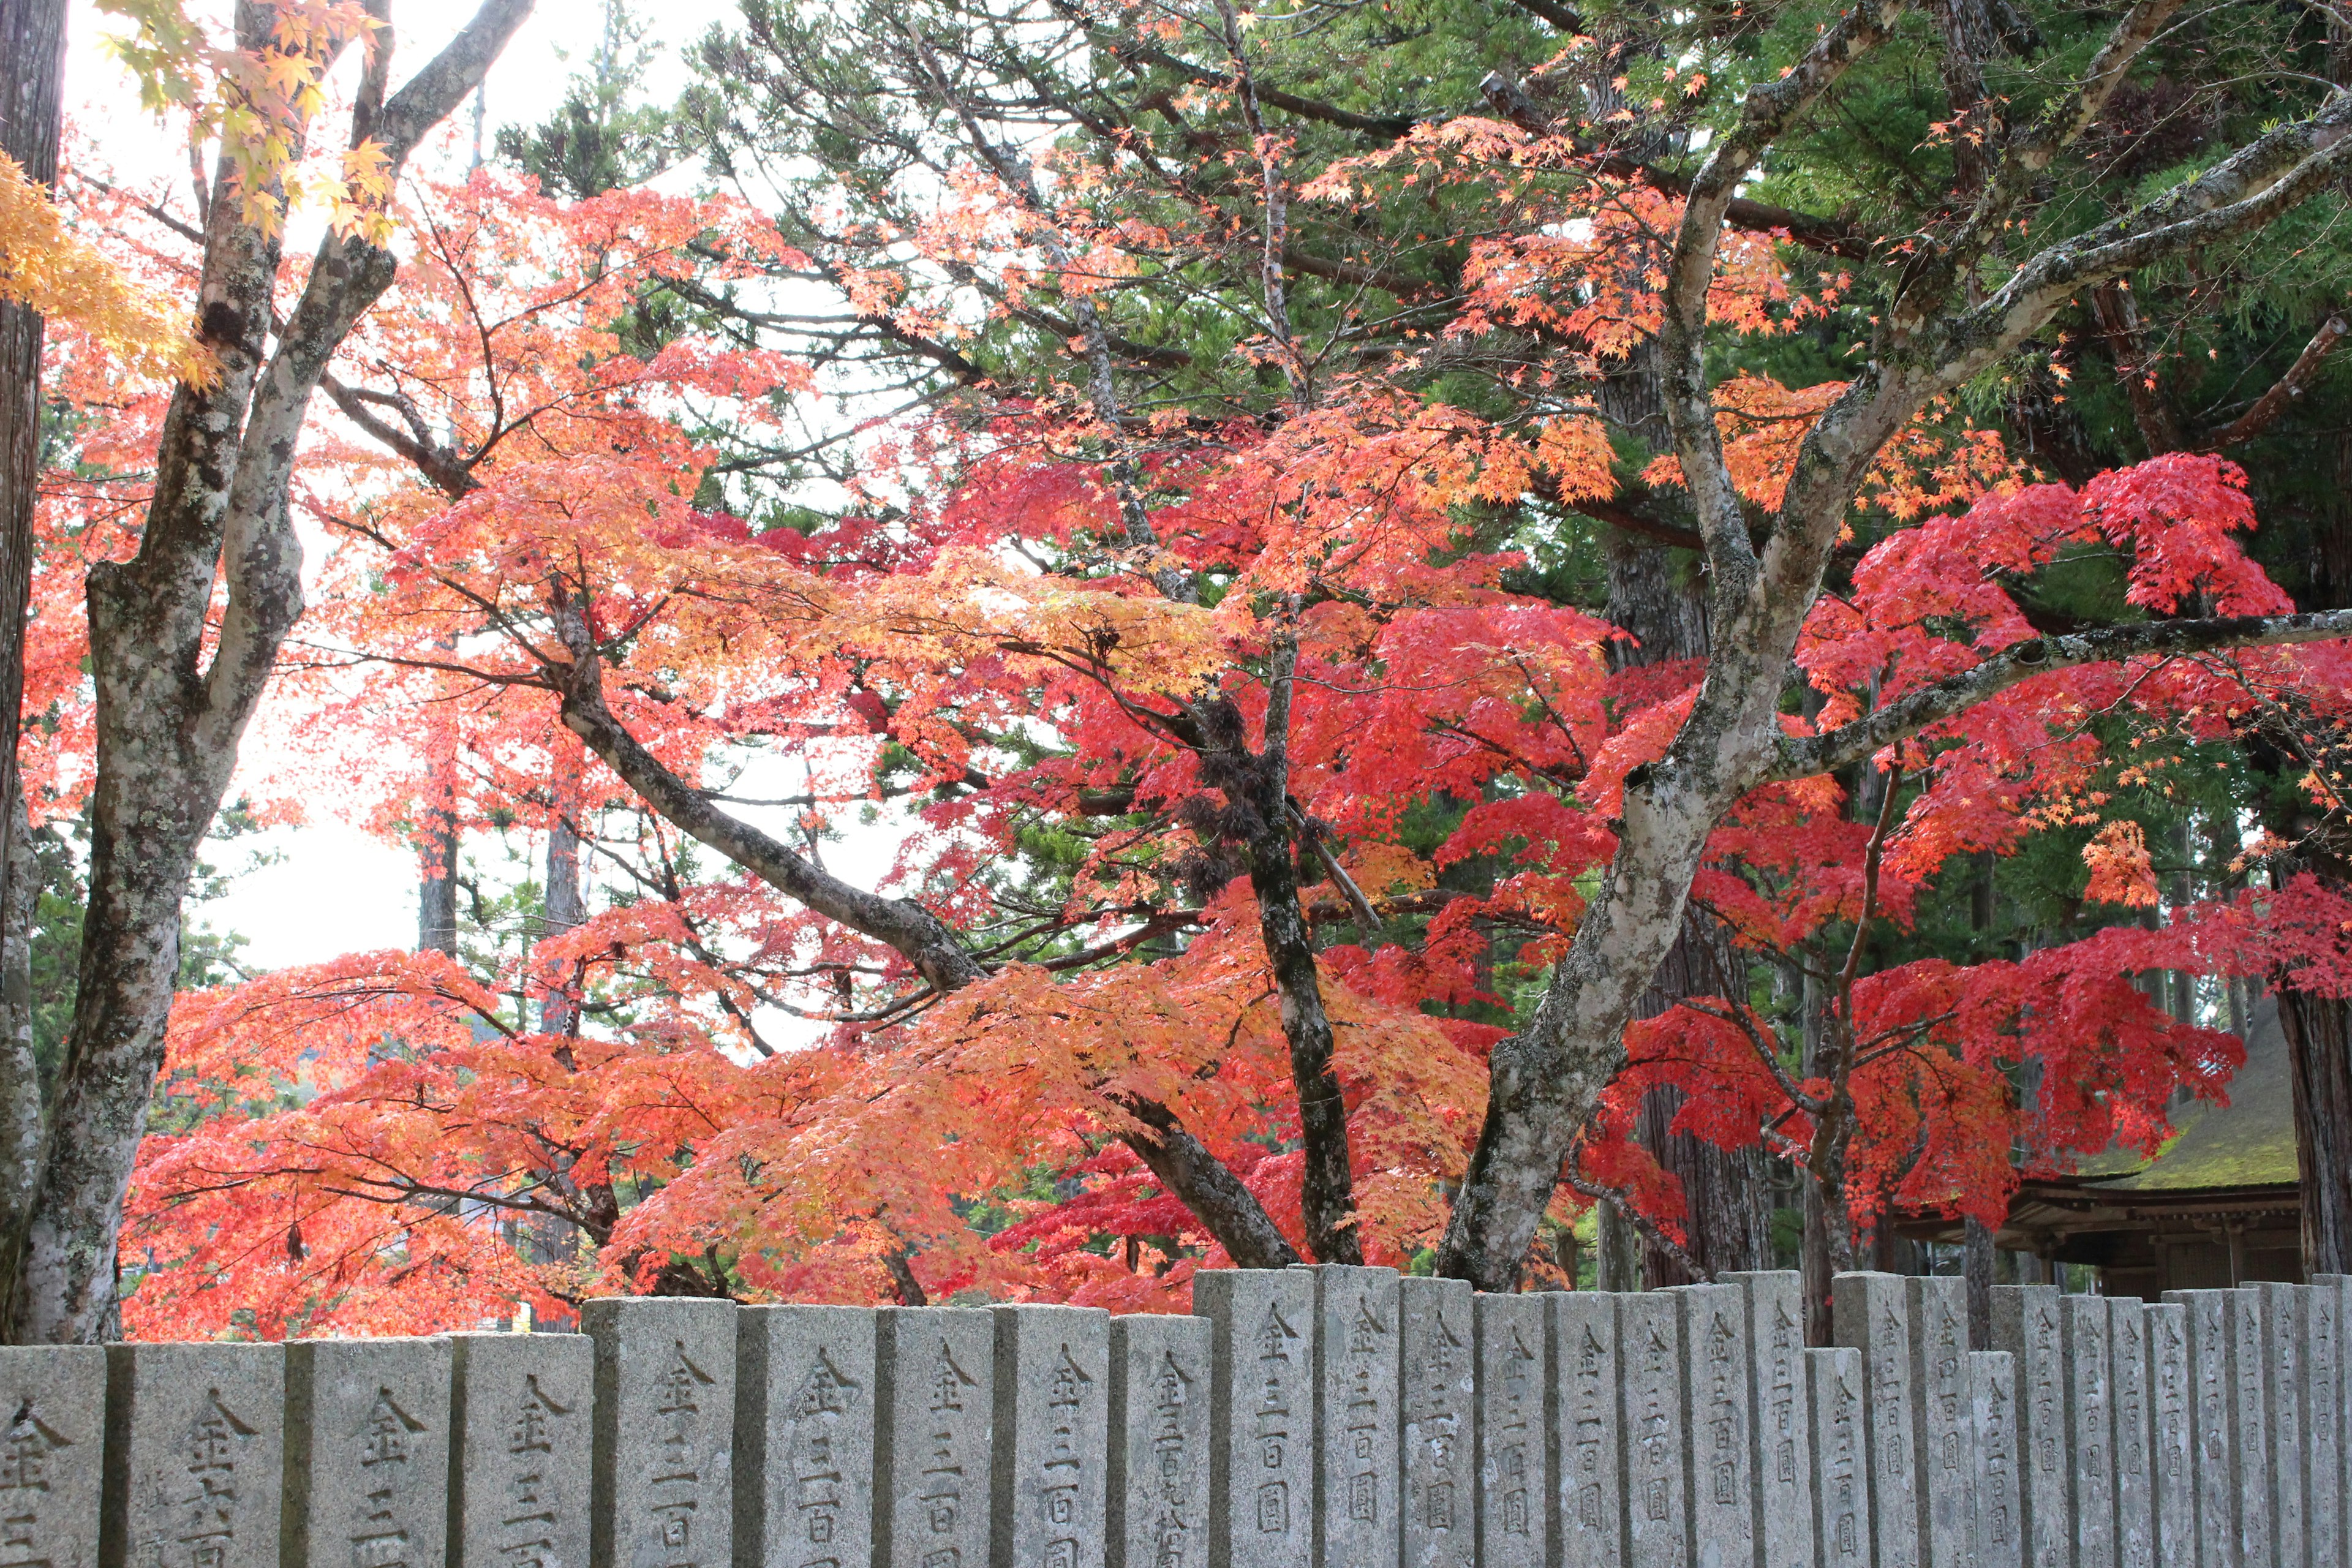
[539,742,586,1035]
[0,0,69,1237]
[1603,498,1767,1289]
[2280,987,2352,1275]
[0,0,535,1344]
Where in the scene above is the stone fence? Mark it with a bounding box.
[0,1268,2342,1568]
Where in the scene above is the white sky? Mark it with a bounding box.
[64,0,757,973]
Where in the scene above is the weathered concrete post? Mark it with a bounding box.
[1722,1272,1813,1568]
[448,1332,593,1568]
[2253,1284,2308,1568]
[102,1343,284,1568]
[735,1306,876,1568]
[2226,1287,2275,1566]
[282,1336,452,1568]
[1673,1283,1754,1568]
[2057,1295,2117,1568]
[1991,1284,2066,1568]
[1193,1269,1315,1568]
[1471,1291,1546,1568]
[2108,1297,2154,1568]
[1295,1265,1398,1568]
[1905,1276,1969,1568]
[875,1305,992,1568]
[1107,1314,1212,1568]
[583,1298,737,1568]
[1550,1292,1623,1568]
[1967,1350,2021,1568]
[1399,1276,1474,1568]
[2310,1278,2345,1568]
[1833,1273,1919,1568]
[2166,1288,2242,1568]
[2143,1303,2193,1568]
[0,1346,102,1568]
[993,1305,1112,1568]
[1618,1293,1688,1568]
[1807,1346,1864,1567]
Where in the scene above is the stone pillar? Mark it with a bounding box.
[1550,1292,1623,1568]
[2253,1284,2307,1568]
[583,1297,737,1568]
[1295,1265,1398,1568]
[1399,1277,1474,1568]
[1193,1269,1314,1568]
[1833,1273,1919,1568]
[2305,1280,2343,1568]
[2143,1305,2192,1568]
[1967,1351,2021,1568]
[2107,1298,2154,1568]
[100,1343,283,1568]
[2165,1288,2242,1568]
[1991,1284,2067,1568]
[735,1306,876,1568]
[2225,1287,2275,1566]
[2316,1276,2352,1568]
[1906,1276,1969,1568]
[1107,1314,1212,1568]
[874,1305,992,1568]
[1471,1291,1545,1568]
[0,1347,102,1568]
[2056,1297,2116,1568]
[449,1332,593,1568]
[993,1305,1111,1568]
[1722,1271,1813,1568]
[1674,1283,1754,1568]
[282,1336,451,1568]
[1807,1346,1865,1567]
[1618,1292,1688,1568]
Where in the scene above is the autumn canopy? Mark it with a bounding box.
[0,0,2350,1346]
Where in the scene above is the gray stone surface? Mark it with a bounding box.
[1471,1292,1545,1568]
[583,1297,737,1568]
[2106,1298,2153,1568]
[1967,1351,2021,1568]
[1296,1265,1398,1568]
[1833,1273,1918,1568]
[2166,1289,2240,1568]
[1192,1268,1314,1568]
[1107,1314,1212,1568]
[102,1343,284,1568]
[2226,1286,2274,1567]
[734,1306,875,1568]
[2142,1305,2192,1568]
[1990,1285,2066,1568]
[2254,1284,2307,1568]
[1673,1284,1754,1568]
[0,1346,104,1568]
[1400,1277,1474,1568]
[1722,1272,1812,1568]
[2317,1276,2352,1568]
[2305,1280,2343,1568]
[874,1306,992,1568]
[993,1306,1112,1568]
[1550,1292,1623,1568]
[1807,1348,1864,1568]
[1906,1277,1969,1568]
[450,1333,593,1568]
[1619,1292,1689,1568]
[2057,1296,2116,1568]
[282,1336,451,1568]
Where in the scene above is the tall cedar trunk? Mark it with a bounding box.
[418,823,459,956]
[1602,351,1767,1288]
[0,0,69,1241]
[0,0,534,1343]
[2282,987,2352,1273]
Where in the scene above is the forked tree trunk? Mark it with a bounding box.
[0,0,535,1343]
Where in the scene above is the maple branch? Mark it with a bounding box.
[1559,1156,1711,1282]
[1115,1097,1302,1269]
[1768,609,2352,782]
[2204,313,2348,449]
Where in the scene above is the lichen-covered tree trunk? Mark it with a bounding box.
[0,0,69,1252]
[0,0,535,1344]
